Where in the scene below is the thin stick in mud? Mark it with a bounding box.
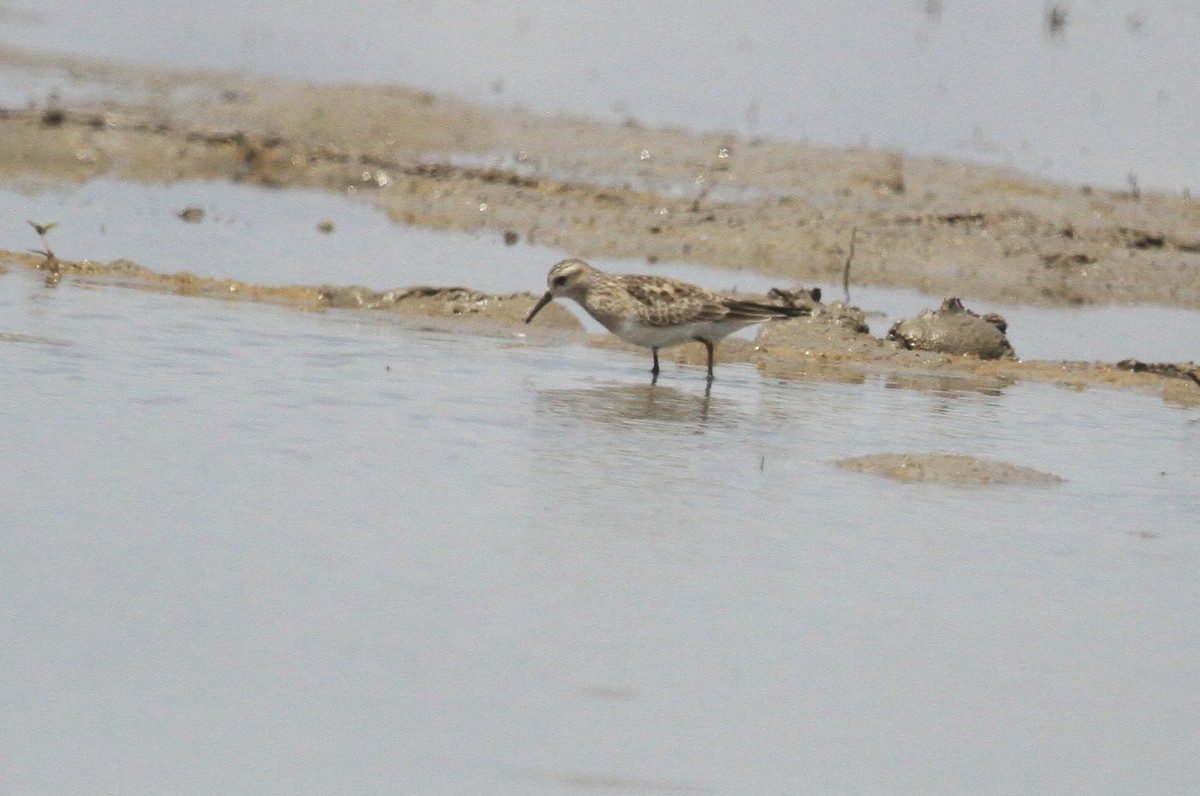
[842,226,857,303]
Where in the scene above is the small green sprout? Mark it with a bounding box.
[28,220,58,262]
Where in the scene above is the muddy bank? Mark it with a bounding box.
[2,46,1200,310]
[6,250,1197,406]
[835,453,1065,487]
[2,48,1198,403]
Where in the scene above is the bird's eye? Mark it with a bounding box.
[552,275,568,287]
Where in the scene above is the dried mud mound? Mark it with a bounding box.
[888,298,1016,360]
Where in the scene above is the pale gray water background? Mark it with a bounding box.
[0,0,1198,191]
[3,2,1200,792]
[2,258,1199,793]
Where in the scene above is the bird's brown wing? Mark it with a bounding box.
[623,277,808,326]
[621,278,720,326]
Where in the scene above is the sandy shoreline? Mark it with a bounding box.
[2,46,1197,402]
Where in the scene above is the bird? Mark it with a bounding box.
[524,259,808,380]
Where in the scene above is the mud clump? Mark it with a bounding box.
[888,298,1016,360]
[836,452,1064,486]
[767,285,825,314]
[756,284,876,363]
[767,285,869,332]
[1117,359,1200,385]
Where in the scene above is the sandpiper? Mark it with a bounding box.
[524,259,808,379]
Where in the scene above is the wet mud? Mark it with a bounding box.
[835,453,1065,486]
[1,46,1198,407]
[6,248,1197,407]
[887,298,1015,360]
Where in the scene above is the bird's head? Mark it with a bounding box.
[525,259,593,323]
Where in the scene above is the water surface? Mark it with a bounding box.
[2,263,1198,793]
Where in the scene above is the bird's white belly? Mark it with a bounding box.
[614,318,748,349]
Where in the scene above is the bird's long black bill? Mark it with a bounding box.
[525,291,554,323]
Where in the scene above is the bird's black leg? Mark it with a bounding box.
[694,337,715,380]
[650,348,660,377]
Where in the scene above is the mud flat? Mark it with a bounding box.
[6,249,1198,408]
[835,452,1066,487]
[1,47,1197,401]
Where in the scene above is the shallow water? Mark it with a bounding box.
[3,6,1200,788]
[3,258,1199,792]
[1,1,1197,191]
[1,178,560,292]
[4,179,1198,364]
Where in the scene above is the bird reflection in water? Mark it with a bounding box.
[534,381,740,430]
